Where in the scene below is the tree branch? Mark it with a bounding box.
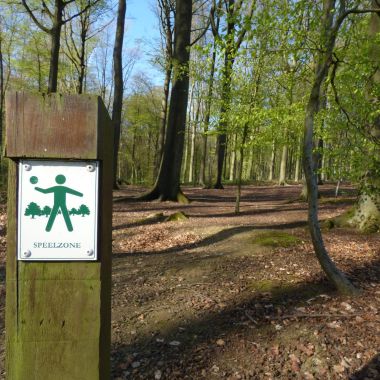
[41,0,53,19]
[21,0,51,34]
[235,0,255,50]
[62,0,100,25]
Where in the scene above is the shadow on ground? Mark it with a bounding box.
[113,222,309,258]
[111,256,380,379]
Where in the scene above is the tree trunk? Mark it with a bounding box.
[0,27,4,155]
[48,23,63,93]
[294,137,301,182]
[316,138,324,185]
[348,1,380,232]
[303,0,356,295]
[229,133,237,181]
[112,0,127,189]
[235,123,248,213]
[212,0,253,189]
[130,129,136,184]
[77,14,89,95]
[188,96,200,184]
[268,140,275,181]
[214,51,234,189]
[155,64,172,178]
[140,0,192,202]
[213,0,236,189]
[278,142,288,185]
[199,41,217,187]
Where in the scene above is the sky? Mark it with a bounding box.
[124,0,164,86]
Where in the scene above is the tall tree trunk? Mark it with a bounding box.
[212,0,253,189]
[48,22,63,93]
[303,0,356,295]
[278,142,288,185]
[244,145,253,181]
[112,0,127,189]
[140,0,192,202]
[235,123,248,213]
[188,96,200,184]
[199,40,218,187]
[316,138,324,184]
[229,133,237,181]
[294,137,301,182]
[77,13,89,94]
[130,129,136,184]
[154,0,174,178]
[348,0,380,232]
[214,51,234,189]
[0,27,4,156]
[268,140,275,181]
[182,81,195,182]
[155,64,172,177]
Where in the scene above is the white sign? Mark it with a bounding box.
[18,160,99,261]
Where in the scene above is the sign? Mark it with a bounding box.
[18,160,99,261]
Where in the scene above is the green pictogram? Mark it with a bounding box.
[30,176,38,184]
[42,205,52,217]
[78,204,90,217]
[34,174,84,232]
[24,202,42,219]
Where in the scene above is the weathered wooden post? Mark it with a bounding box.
[5,92,113,379]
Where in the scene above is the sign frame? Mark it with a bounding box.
[17,159,100,261]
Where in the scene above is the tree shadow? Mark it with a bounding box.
[351,353,380,380]
[112,221,309,259]
[111,278,333,378]
[112,205,309,229]
[110,256,380,378]
[0,265,4,284]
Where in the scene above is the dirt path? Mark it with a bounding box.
[1,184,380,379]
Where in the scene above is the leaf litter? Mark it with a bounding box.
[0,185,379,379]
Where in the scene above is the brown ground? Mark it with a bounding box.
[1,184,380,379]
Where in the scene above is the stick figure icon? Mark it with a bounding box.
[35,174,83,232]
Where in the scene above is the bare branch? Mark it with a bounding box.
[21,0,51,34]
[62,0,100,25]
[41,0,53,19]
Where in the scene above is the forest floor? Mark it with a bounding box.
[0,184,380,379]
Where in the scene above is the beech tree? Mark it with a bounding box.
[21,0,100,93]
[303,0,380,294]
[62,0,109,94]
[154,0,175,177]
[0,22,4,155]
[211,0,254,189]
[141,0,192,202]
[112,0,126,189]
[346,0,380,232]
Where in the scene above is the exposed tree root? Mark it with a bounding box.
[137,187,190,204]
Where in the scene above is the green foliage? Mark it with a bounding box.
[2,0,379,189]
[24,202,42,218]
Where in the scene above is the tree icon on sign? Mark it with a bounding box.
[78,204,90,217]
[25,202,42,219]
[42,206,52,217]
[69,208,78,216]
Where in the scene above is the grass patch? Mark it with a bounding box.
[319,197,355,205]
[252,231,301,248]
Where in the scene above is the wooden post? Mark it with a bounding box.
[5,92,113,379]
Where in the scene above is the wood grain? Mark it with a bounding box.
[5,92,102,159]
[5,93,113,379]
